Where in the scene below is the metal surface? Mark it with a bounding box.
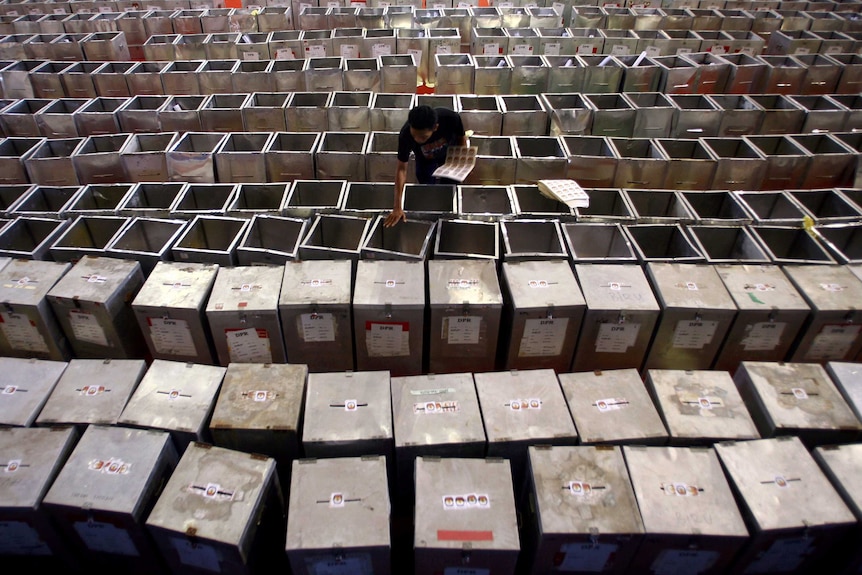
[299,212,370,262]
[48,214,131,262]
[0,356,69,425]
[236,213,307,266]
[171,214,249,266]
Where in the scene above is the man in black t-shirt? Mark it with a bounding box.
[384,105,467,227]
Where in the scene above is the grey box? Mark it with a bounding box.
[826,361,862,425]
[0,356,68,426]
[279,259,354,373]
[172,215,249,266]
[559,369,668,446]
[48,215,131,263]
[106,216,187,276]
[236,213,307,265]
[813,442,862,573]
[118,360,227,453]
[734,361,862,447]
[132,261,219,365]
[46,255,146,359]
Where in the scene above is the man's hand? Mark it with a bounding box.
[384,207,406,227]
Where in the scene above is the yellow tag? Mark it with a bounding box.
[802,215,816,238]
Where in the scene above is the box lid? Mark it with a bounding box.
[813,443,862,521]
[427,259,503,307]
[646,263,737,311]
[782,264,862,312]
[0,426,79,510]
[825,361,862,422]
[0,357,68,427]
[574,264,660,311]
[206,265,284,313]
[302,370,392,444]
[0,259,71,306]
[279,259,352,307]
[353,260,425,307]
[714,264,809,312]
[46,256,143,312]
[132,261,219,311]
[502,259,586,310]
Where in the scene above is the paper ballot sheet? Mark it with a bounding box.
[537,179,590,209]
[432,146,478,183]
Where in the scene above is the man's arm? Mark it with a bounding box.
[384,160,409,227]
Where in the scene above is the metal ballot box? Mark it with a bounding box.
[118,360,228,454]
[643,262,737,371]
[522,445,645,575]
[734,361,862,447]
[474,369,578,493]
[500,259,585,372]
[716,437,857,575]
[42,425,178,575]
[45,255,146,360]
[571,263,660,372]
[286,456,391,575]
[132,261,219,365]
[209,362,307,488]
[0,426,79,570]
[279,259,354,373]
[414,457,519,575]
[624,445,750,575]
[558,369,668,446]
[427,258,503,374]
[826,361,862,424]
[712,263,811,373]
[645,369,760,446]
[146,443,287,575]
[206,264,287,366]
[353,259,425,376]
[34,358,146,430]
[812,443,862,574]
[782,264,862,363]
[0,357,68,427]
[0,259,71,361]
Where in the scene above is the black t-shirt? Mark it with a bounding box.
[397,108,465,180]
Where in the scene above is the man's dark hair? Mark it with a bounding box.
[407,105,438,131]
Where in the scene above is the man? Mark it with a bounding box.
[384,105,467,227]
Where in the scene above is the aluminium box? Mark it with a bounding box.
[286,456,391,575]
[0,259,71,361]
[733,361,862,447]
[571,263,660,373]
[132,261,219,365]
[782,264,862,363]
[34,358,146,430]
[643,262,738,371]
[715,437,857,575]
[522,445,645,575]
[145,443,288,575]
[353,259,425,377]
[46,255,146,359]
[558,369,668,446]
[427,258,502,374]
[279,259,354,373]
[0,426,79,570]
[42,425,178,575]
[414,457,520,575]
[645,369,760,446]
[826,361,862,425]
[812,443,862,575]
[206,264,286,366]
[623,445,750,575]
[118,360,228,454]
[500,259,585,372]
[0,357,68,427]
[712,263,811,373]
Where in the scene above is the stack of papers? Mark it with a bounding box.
[537,179,591,209]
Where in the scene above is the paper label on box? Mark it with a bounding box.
[743,537,813,574]
[671,320,718,349]
[444,316,481,345]
[518,317,568,357]
[305,44,326,57]
[340,44,359,58]
[307,553,374,575]
[805,324,861,360]
[443,568,490,575]
[741,321,786,351]
[513,44,533,55]
[372,42,391,56]
[544,42,561,55]
[436,44,452,54]
[578,43,597,54]
[676,47,692,55]
[0,312,49,354]
[826,45,842,54]
[483,42,500,55]
[243,50,260,60]
[611,44,630,55]
[366,321,409,357]
[300,312,336,342]
[74,521,139,556]
[276,48,296,59]
[652,549,719,575]
[552,2,565,14]
[794,47,810,55]
[0,521,51,555]
[645,45,661,57]
[149,317,197,356]
[226,328,273,363]
[595,323,640,353]
[558,542,618,572]
[69,309,109,347]
[739,46,753,56]
[408,48,423,63]
[172,537,220,572]
[710,44,726,54]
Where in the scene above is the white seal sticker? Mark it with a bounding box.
[149,317,197,356]
[69,310,109,347]
[596,323,640,353]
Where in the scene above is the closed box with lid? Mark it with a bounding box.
[132,261,219,365]
[712,264,811,372]
[353,259,425,376]
[500,259,585,372]
[715,437,856,574]
[145,443,287,575]
[118,360,227,454]
[0,357,68,427]
[286,456,391,575]
[0,259,71,361]
[35,358,146,430]
[427,259,502,374]
[279,259,354,373]
[46,255,146,360]
[206,265,286,366]
[624,445,750,575]
[42,425,178,575]
[558,369,668,446]
[522,445,645,575]
[645,369,760,446]
[826,361,862,425]
[812,443,862,574]
[571,263,660,372]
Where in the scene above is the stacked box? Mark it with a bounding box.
[0,357,68,427]
[812,443,862,574]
